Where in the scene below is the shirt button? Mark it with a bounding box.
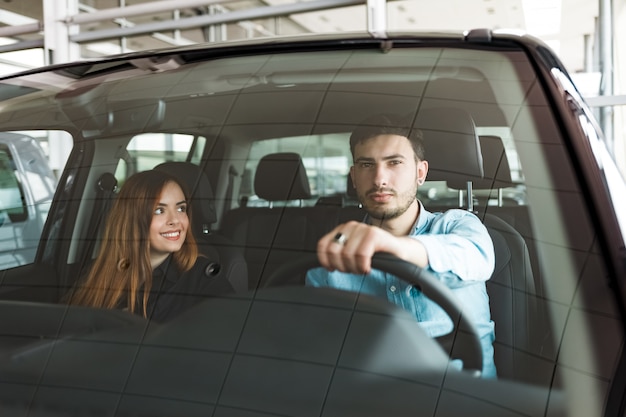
[390,285,397,293]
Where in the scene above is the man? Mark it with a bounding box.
[306,113,496,378]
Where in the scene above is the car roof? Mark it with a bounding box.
[0,28,555,82]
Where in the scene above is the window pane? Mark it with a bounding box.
[0,132,57,268]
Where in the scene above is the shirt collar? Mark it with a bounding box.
[413,200,434,234]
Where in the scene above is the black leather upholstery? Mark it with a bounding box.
[417,107,484,189]
[220,153,337,290]
[254,152,312,202]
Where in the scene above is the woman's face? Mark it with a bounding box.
[149,181,189,267]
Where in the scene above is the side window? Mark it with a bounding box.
[0,146,27,222]
[0,132,59,269]
[115,133,207,184]
[243,134,351,207]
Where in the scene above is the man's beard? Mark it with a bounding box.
[358,183,418,221]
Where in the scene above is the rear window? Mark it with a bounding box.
[243,134,351,206]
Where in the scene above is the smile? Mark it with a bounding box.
[161,231,181,239]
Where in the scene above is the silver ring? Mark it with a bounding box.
[333,232,347,245]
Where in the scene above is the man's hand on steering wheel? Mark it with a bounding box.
[318,221,429,274]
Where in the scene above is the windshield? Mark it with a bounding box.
[0,40,621,417]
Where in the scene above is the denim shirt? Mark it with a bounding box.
[306,202,497,378]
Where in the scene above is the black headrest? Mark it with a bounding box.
[473,135,514,190]
[417,107,484,189]
[254,152,311,201]
[154,161,217,225]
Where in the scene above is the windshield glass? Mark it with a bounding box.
[0,41,621,417]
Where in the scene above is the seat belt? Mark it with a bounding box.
[222,165,239,213]
[84,173,118,259]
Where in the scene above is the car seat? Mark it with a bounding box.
[315,174,365,224]
[220,152,337,290]
[417,107,554,385]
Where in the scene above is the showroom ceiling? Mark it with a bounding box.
[0,0,601,73]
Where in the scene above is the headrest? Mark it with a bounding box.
[416,107,484,189]
[154,161,217,225]
[255,152,311,201]
[473,135,514,190]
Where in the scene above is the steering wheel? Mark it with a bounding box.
[264,252,484,375]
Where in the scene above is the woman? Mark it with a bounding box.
[68,169,233,321]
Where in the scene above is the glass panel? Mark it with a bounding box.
[115,133,207,183]
[0,132,58,269]
[0,146,27,220]
[244,134,351,206]
[0,42,621,417]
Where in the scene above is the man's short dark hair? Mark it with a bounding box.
[349,113,425,161]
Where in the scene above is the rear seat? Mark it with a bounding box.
[315,174,366,224]
[220,152,338,290]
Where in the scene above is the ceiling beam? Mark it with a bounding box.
[66,0,239,25]
[0,39,44,53]
[0,22,42,37]
[69,0,370,43]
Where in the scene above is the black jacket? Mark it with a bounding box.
[145,255,235,322]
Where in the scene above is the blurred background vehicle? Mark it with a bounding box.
[0,132,56,269]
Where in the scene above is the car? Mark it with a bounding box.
[0,28,624,417]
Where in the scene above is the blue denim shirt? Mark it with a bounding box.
[306,202,496,378]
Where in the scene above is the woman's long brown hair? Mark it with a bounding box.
[68,170,198,317]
